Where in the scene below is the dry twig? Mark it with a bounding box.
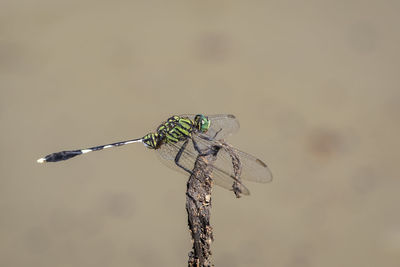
[186,141,243,267]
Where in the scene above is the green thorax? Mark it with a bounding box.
[157,116,194,144]
[142,114,211,149]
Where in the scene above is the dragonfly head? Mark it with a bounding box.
[142,133,161,149]
[194,114,211,133]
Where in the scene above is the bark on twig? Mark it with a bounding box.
[186,141,243,267]
[186,150,217,267]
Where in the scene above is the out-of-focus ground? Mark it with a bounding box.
[1,1,399,266]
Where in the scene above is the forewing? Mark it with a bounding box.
[181,114,240,140]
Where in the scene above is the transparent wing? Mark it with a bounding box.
[181,114,240,140]
[194,135,273,183]
[156,139,250,195]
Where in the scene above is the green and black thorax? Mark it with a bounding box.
[142,115,211,149]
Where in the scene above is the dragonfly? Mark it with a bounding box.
[37,114,272,195]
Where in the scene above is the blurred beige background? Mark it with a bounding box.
[1,1,399,266]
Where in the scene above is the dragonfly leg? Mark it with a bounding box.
[210,128,223,139]
[197,128,222,142]
[192,136,221,156]
[174,139,193,175]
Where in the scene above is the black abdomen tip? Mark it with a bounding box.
[39,150,82,163]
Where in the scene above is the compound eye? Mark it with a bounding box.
[194,114,210,132]
[200,116,210,132]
